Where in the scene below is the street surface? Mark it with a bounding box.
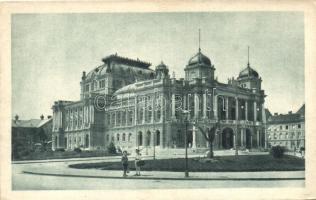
[12,151,305,190]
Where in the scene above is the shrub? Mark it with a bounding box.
[74,147,82,153]
[270,145,285,158]
[107,142,116,154]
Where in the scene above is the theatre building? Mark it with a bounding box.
[52,47,267,152]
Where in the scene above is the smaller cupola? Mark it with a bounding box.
[155,61,169,79]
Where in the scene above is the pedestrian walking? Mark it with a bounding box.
[121,150,129,177]
[135,149,142,176]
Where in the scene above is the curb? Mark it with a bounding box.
[23,171,305,181]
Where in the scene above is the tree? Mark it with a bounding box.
[195,122,219,158]
[107,142,117,154]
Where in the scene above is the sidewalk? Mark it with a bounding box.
[12,150,269,164]
[22,162,305,181]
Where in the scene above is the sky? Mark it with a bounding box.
[12,12,304,120]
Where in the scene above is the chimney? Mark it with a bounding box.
[40,114,44,120]
[47,115,52,119]
[14,114,19,123]
[288,111,292,114]
[274,112,278,116]
[82,71,86,80]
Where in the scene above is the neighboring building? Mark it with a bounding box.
[52,47,267,152]
[12,115,53,159]
[266,104,305,150]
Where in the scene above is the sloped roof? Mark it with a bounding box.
[296,104,305,115]
[267,113,304,124]
[12,118,52,128]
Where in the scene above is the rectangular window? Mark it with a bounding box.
[298,124,301,129]
[286,125,288,130]
[99,79,106,88]
[280,125,282,130]
[85,84,90,92]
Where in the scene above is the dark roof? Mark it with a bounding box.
[102,54,151,69]
[188,50,211,66]
[267,113,304,124]
[12,118,52,128]
[238,64,259,79]
[296,104,305,115]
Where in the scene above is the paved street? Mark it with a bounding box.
[12,152,305,190]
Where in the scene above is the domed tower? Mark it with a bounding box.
[237,47,262,90]
[155,61,170,79]
[185,30,215,81]
[185,48,215,81]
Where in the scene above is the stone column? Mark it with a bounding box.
[142,97,146,124]
[171,93,176,119]
[91,105,94,124]
[225,97,229,120]
[194,93,199,118]
[257,130,260,147]
[254,101,257,122]
[245,100,248,121]
[134,96,138,125]
[183,94,186,111]
[233,131,237,149]
[235,98,239,120]
[192,125,197,148]
[160,94,163,122]
[241,129,244,147]
[250,133,253,148]
[125,109,128,126]
[151,95,154,123]
[77,109,80,128]
[203,91,207,118]
[214,95,218,120]
[151,129,155,147]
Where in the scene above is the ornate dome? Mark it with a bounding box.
[238,64,259,78]
[188,50,211,66]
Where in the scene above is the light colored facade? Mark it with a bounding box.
[52,48,266,152]
[266,105,305,150]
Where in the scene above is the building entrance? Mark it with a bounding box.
[222,128,234,149]
[246,129,252,149]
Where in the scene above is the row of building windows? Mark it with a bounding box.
[85,79,106,92]
[269,132,303,140]
[106,133,133,142]
[269,124,302,132]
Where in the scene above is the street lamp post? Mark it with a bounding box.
[183,110,190,177]
[153,131,156,160]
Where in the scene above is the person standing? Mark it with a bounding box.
[121,151,129,177]
[135,149,141,176]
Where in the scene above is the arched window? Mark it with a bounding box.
[122,133,126,141]
[138,132,143,146]
[128,133,132,142]
[106,134,109,141]
[156,130,160,146]
[117,133,120,141]
[146,131,151,146]
[85,135,89,148]
[129,111,133,124]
